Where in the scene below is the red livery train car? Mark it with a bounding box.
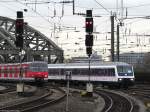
[0,61,48,82]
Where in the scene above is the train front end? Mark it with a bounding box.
[117,65,135,87]
[28,61,48,82]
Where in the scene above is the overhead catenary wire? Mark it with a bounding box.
[2,0,150,54]
[15,0,55,26]
[94,0,111,14]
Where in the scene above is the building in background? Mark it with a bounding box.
[114,53,145,65]
[70,54,103,63]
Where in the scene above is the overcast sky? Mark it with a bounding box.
[1,0,150,60]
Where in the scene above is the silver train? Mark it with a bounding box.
[48,62,135,88]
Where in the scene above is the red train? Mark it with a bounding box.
[0,61,48,82]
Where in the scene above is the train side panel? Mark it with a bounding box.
[0,61,48,82]
[48,62,135,87]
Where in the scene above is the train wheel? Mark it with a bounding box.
[35,78,44,86]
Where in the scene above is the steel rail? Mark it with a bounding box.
[96,89,134,112]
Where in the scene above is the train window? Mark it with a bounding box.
[93,69,105,76]
[30,67,47,72]
[49,69,58,75]
[29,62,48,72]
[4,66,7,74]
[92,68,115,76]
[30,62,47,68]
[117,66,133,76]
[13,66,17,73]
[80,69,88,75]
[72,69,80,75]
[108,69,115,76]
[60,69,64,75]
[117,66,132,73]
[1,66,3,74]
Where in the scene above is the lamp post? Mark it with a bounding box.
[65,71,72,112]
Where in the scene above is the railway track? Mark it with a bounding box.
[0,87,66,112]
[0,83,16,94]
[121,84,150,99]
[96,89,134,112]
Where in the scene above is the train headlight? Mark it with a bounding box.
[130,78,134,81]
[119,78,122,81]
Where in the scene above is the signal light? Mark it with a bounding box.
[86,47,92,57]
[86,10,92,17]
[17,11,23,18]
[85,35,93,46]
[85,18,93,33]
[15,35,23,48]
[85,10,93,57]
[16,19,24,34]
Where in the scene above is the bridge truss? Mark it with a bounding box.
[0,16,64,63]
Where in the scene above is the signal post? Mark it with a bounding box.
[15,11,24,95]
[85,10,93,97]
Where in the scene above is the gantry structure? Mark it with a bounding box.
[0,16,64,63]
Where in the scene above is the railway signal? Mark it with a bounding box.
[16,11,24,95]
[15,11,24,48]
[85,10,93,57]
[85,10,93,33]
[85,18,93,33]
[85,10,94,96]
[85,34,93,46]
[86,47,92,57]
[15,35,23,48]
[16,19,24,34]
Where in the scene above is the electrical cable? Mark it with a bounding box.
[94,0,110,14]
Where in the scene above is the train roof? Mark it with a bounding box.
[48,62,131,68]
[0,61,47,66]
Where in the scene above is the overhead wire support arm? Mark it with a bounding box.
[59,0,87,16]
[121,16,150,20]
[59,1,73,3]
[59,0,76,15]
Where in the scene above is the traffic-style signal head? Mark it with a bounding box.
[15,34,23,48]
[85,34,93,46]
[86,10,92,17]
[16,19,24,34]
[86,47,92,57]
[85,18,93,33]
[17,11,23,18]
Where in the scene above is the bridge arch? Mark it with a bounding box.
[0,16,63,63]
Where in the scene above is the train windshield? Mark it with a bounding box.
[117,66,133,76]
[29,62,48,72]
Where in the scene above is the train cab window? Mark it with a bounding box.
[29,62,48,72]
[117,66,132,73]
[117,66,133,76]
